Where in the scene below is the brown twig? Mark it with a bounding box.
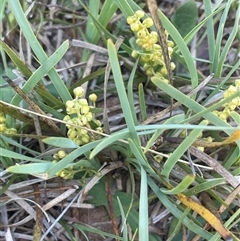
[2,75,63,136]
[106,173,120,239]
[33,184,43,241]
[189,146,240,188]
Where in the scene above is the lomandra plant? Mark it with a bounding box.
[0,0,240,241]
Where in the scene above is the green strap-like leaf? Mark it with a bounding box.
[160,174,195,195]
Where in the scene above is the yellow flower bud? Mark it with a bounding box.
[167,40,174,48]
[137,30,147,39]
[197,147,204,152]
[85,112,93,122]
[94,120,102,127]
[80,115,88,125]
[6,128,17,134]
[66,107,77,115]
[235,79,240,88]
[89,93,97,102]
[66,100,75,109]
[231,97,240,106]
[155,155,163,163]
[136,38,143,46]
[127,16,134,24]
[53,154,59,160]
[170,62,176,70]
[206,136,213,142]
[58,150,67,159]
[81,106,90,114]
[63,115,71,122]
[212,110,219,116]
[0,124,6,132]
[96,127,103,133]
[74,138,82,146]
[168,47,173,55]
[68,129,77,139]
[131,50,139,58]
[0,116,6,124]
[78,99,88,106]
[146,68,154,76]
[143,18,153,28]
[160,67,168,76]
[81,135,90,144]
[135,10,144,18]
[73,86,85,98]
[219,112,227,121]
[130,23,140,32]
[228,104,236,111]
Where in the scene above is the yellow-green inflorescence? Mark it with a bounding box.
[63,86,103,146]
[0,113,17,134]
[127,10,175,83]
[213,79,240,122]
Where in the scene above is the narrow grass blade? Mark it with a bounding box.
[0,40,32,77]
[43,137,79,148]
[8,0,71,102]
[7,162,54,174]
[212,0,232,76]
[203,0,215,65]
[12,40,69,106]
[90,130,130,159]
[116,197,128,241]
[73,224,122,240]
[138,83,147,122]
[161,120,209,179]
[184,178,225,196]
[160,174,195,195]
[139,166,148,241]
[144,114,185,153]
[147,176,212,239]
[0,147,48,163]
[151,77,234,134]
[127,58,139,125]
[217,5,240,76]
[107,39,139,144]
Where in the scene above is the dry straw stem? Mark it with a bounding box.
[2,75,63,135]
[189,146,240,189]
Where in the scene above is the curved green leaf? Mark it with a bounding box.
[7,162,54,174]
[8,0,72,102]
[43,137,79,148]
[184,178,225,196]
[160,174,195,195]
[161,120,209,179]
[0,147,47,163]
[0,40,32,77]
[12,40,69,105]
[148,176,212,239]
[107,39,139,144]
[90,130,129,159]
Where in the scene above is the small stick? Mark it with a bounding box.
[3,75,63,135]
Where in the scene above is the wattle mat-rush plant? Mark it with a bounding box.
[0,0,240,241]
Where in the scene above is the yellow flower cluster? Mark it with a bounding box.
[53,150,74,180]
[127,10,175,83]
[0,113,17,134]
[63,87,103,146]
[213,79,240,122]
